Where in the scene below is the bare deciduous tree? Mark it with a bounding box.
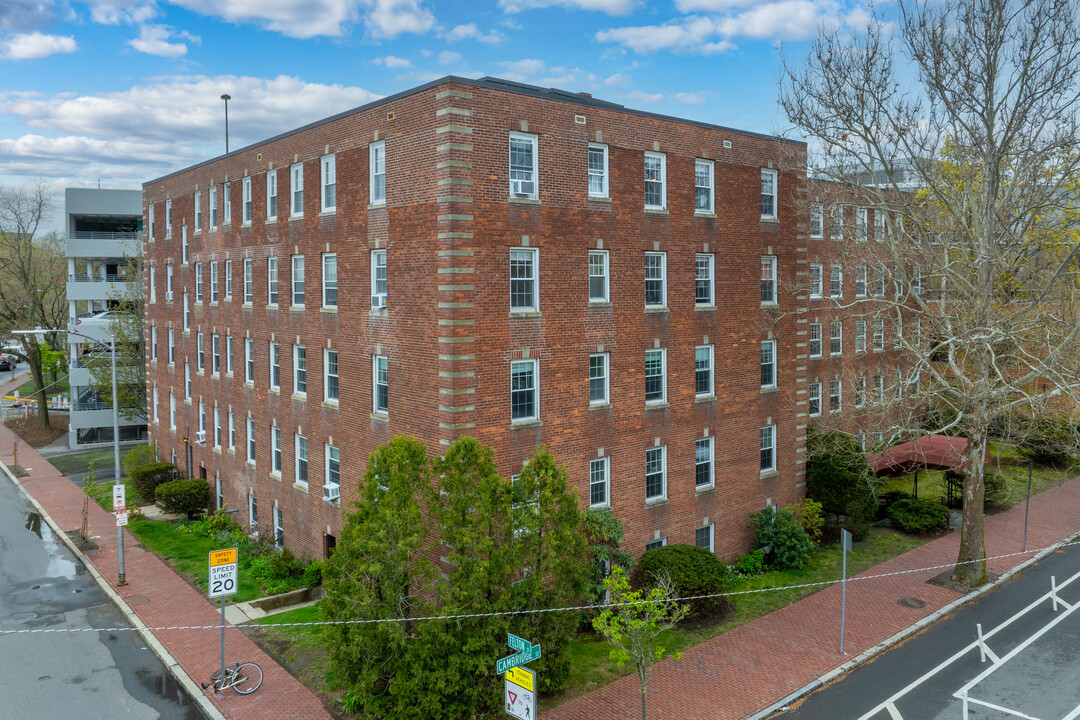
[781,0,1080,586]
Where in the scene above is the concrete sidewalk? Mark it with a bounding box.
[549,472,1080,720]
[0,374,331,720]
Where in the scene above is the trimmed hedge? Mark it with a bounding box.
[130,462,178,503]
[155,478,210,519]
[632,544,732,620]
[750,506,814,571]
[887,498,950,535]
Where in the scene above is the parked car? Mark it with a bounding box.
[0,354,15,371]
[75,311,131,326]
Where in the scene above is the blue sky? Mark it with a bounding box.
[0,0,874,229]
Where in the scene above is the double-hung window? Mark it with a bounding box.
[830,264,843,298]
[371,249,387,308]
[370,141,386,204]
[873,374,885,404]
[184,362,191,400]
[325,445,340,492]
[509,248,538,311]
[269,341,280,390]
[213,406,221,448]
[873,318,885,350]
[829,380,842,413]
[373,355,388,413]
[809,263,823,298]
[855,375,866,407]
[509,133,537,199]
[322,253,337,308]
[295,434,308,486]
[273,505,283,548]
[644,252,666,308]
[169,392,176,428]
[244,338,254,383]
[242,176,252,224]
[210,261,219,303]
[644,152,666,209]
[324,349,339,404]
[645,349,666,403]
[761,340,776,388]
[696,524,714,553]
[856,207,868,242]
[588,144,608,197]
[830,320,843,355]
[165,199,172,236]
[874,209,886,241]
[695,159,714,213]
[194,190,202,231]
[291,255,305,306]
[913,265,923,295]
[760,425,776,472]
[182,293,190,331]
[151,326,158,361]
[588,250,608,302]
[267,256,278,305]
[895,316,903,349]
[209,186,218,229]
[223,182,231,224]
[168,329,175,364]
[228,411,235,450]
[196,332,204,372]
[761,169,778,219]
[211,334,220,375]
[589,353,608,405]
[510,359,538,421]
[695,345,713,397]
[809,322,822,358]
[148,204,155,241]
[855,319,867,353]
[696,437,714,488]
[810,204,823,238]
[224,259,232,299]
[321,154,336,212]
[226,335,233,375]
[166,264,173,299]
[266,169,278,220]
[695,254,714,306]
[271,426,281,475]
[246,417,255,463]
[855,265,867,297]
[195,262,203,302]
[290,162,304,217]
[830,205,844,240]
[874,266,886,297]
[243,258,252,303]
[645,446,666,501]
[809,381,821,416]
[589,456,609,507]
[761,256,778,304]
[293,345,306,396]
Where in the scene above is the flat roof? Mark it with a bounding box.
[148,75,804,186]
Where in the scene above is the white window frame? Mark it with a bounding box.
[271,426,281,475]
[243,258,253,304]
[209,185,218,230]
[761,255,778,305]
[168,328,175,364]
[290,162,304,218]
[242,176,252,225]
[293,345,307,397]
[695,345,714,398]
[196,332,204,372]
[809,263,823,299]
[194,190,202,232]
[269,341,280,390]
[195,262,203,302]
[223,182,231,224]
[322,253,337,308]
[373,354,388,414]
[696,524,715,553]
[371,249,387,308]
[165,264,173,297]
[225,335,233,375]
[213,406,221,448]
[151,325,157,361]
[874,209,886,242]
[589,456,609,508]
[855,265,867,298]
[165,199,172,237]
[589,353,609,405]
[645,446,667,501]
[588,250,609,303]
[695,437,714,489]
[508,132,538,199]
[809,322,822,358]
[510,358,538,422]
[228,411,235,451]
[182,225,189,263]
[760,425,776,473]
[830,320,843,356]
[695,253,714,306]
[588,143,608,198]
[830,264,843,298]
[273,504,283,548]
[369,141,386,204]
[321,153,336,212]
[152,385,158,423]
[761,168,778,220]
[829,379,842,413]
[169,391,176,429]
[761,339,776,389]
[830,205,843,240]
[224,259,232,299]
[244,338,254,384]
[856,207,868,242]
[855,375,866,408]
[295,434,308,486]
[644,348,666,403]
[874,318,885,351]
[210,260,219,303]
[182,292,190,331]
[211,334,220,376]
[644,251,666,308]
[246,416,256,463]
[148,203,155,242]
[644,151,666,210]
[267,256,278,305]
[809,381,822,417]
[694,159,714,213]
[266,169,278,220]
[810,204,823,238]
[325,444,340,491]
[149,263,156,303]
[509,247,539,312]
[324,348,339,404]
[291,255,305,307]
[855,319,867,353]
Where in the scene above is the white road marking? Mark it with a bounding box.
[982,645,1001,664]
[855,567,1080,720]
[885,701,903,720]
[965,696,1043,719]
[1060,701,1080,720]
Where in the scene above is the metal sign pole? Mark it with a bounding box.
[220,596,226,688]
[1022,461,1033,553]
[840,529,851,655]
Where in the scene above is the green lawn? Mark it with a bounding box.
[49,449,116,476]
[14,374,70,398]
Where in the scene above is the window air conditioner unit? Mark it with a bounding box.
[323,484,340,502]
[194,430,206,444]
[510,179,535,198]
[165,291,173,302]
[371,295,387,308]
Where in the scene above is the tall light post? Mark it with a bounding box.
[16,325,126,586]
[221,93,231,154]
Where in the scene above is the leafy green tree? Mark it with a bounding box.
[806,430,879,533]
[84,256,145,422]
[584,508,635,610]
[322,436,441,718]
[592,566,690,720]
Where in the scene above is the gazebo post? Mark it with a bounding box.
[912,468,918,499]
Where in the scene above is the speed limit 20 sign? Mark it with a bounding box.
[208,548,238,598]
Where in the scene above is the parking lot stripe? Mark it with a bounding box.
[885,701,903,719]
[965,696,1043,719]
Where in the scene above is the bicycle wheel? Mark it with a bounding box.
[231,662,263,694]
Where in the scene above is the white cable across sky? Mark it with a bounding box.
[2,537,1075,636]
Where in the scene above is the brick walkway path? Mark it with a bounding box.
[550,476,1080,720]
[0,374,331,720]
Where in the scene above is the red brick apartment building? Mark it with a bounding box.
[142,76,809,561]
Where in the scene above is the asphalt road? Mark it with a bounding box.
[773,542,1080,720]
[0,471,202,720]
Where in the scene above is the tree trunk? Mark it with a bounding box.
[953,428,988,586]
[639,663,648,720]
[27,346,51,430]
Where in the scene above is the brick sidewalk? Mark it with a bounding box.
[0,386,331,720]
[550,474,1080,720]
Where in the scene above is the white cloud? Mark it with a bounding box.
[672,91,708,104]
[595,16,729,54]
[0,0,63,32]
[441,23,505,44]
[499,58,547,80]
[499,0,639,16]
[496,59,600,91]
[673,0,758,11]
[603,72,632,88]
[90,1,158,25]
[373,54,412,67]
[624,89,662,104]
[437,50,462,66]
[363,0,435,38]
[128,24,200,58]
[714,0,823,40]
[2,32,78,59]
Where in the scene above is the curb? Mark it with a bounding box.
[0,460,226,720]
[748,529,1080,720]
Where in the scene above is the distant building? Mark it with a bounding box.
[65,188,148,449]
[142,76,807,560]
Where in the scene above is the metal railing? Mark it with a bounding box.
[70,231,138,241]
[68,274,130,283]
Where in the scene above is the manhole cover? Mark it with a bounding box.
[2,612,38,625]
[898,597,926,609]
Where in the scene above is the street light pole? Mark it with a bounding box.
[221,94,231,154]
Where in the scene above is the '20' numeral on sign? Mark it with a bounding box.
[211,577,236,594]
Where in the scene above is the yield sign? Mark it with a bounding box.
[508,690,518,705]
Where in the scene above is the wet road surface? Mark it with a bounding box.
[0,471,203,720]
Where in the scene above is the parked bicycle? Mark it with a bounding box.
[201,661,263,695]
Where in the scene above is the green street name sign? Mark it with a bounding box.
[507,633,531,654]
[496,644,542,675]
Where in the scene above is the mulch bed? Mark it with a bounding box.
[4,415,67,448]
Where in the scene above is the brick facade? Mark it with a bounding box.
[142,76,809,561]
